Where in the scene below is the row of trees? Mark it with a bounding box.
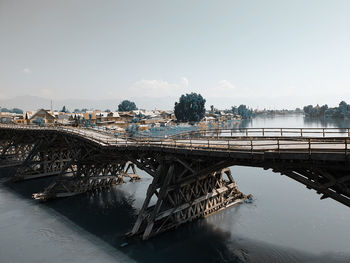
[1,108,23,114]
[174,93,254,122]
[70,100,137,113]
[231,105,253,119]
[303,101,350,118]
[118,94,253,123]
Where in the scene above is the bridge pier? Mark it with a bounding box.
[129,157,249,240]
[33,161,139,200]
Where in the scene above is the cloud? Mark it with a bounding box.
[23,68,31,74]
[40,88,53,98]
[128,79,188,98]
[218,80,235,91]
[202,80,236,98]
[181,77,189,88]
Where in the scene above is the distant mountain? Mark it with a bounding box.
[0,94,331,112]
[0,95,177,112]
[0,95,52,111]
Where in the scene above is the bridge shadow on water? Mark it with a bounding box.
[1,168,348,263]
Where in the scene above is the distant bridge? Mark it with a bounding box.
[0,124,349,239]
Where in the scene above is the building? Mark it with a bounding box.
[29,109,56,125]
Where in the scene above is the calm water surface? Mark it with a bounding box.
[1,115,350,263]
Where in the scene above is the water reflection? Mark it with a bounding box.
[2,171,349,263]
[303,116,350,129]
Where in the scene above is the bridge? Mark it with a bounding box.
[0,124,350,240]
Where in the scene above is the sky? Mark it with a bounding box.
[1,0,350,110]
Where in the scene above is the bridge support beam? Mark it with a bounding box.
[129,157,249,240]
[33,161,139,200]
[0,140,34,168]
[274,167,350,207]
[13,147,73,181]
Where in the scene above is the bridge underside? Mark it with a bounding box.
[127,155,249,239]
[273,166,350,207]
[0,128,350,239]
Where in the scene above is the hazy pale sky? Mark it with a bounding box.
[1,0,350,109]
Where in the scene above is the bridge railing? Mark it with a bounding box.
[168,127,350,139]
[1,124,349,155]
[0,124,122,146]
[119,136,350,156]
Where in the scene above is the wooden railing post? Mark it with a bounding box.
[300,128,303,137]
[345,139,348,156]
[308,138,311,156]
[280,128,283,136]
[323,128,325,137]
[262,128,265,137]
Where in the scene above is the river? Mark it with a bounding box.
[0,115,349,263]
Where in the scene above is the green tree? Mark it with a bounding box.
[118,100,137,111]
[61,106,69,113]
[231,106,238,115]
[237,104,253,119]
[174,93,206,122]
[12,108,24,114]
[210,105,214,113]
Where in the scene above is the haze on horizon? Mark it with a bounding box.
[1,0,350,110]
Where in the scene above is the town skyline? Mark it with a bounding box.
[1,94,349,112]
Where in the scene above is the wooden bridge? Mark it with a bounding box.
[0,124,349,239]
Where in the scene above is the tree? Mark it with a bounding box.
[61,106,69,113]
[105,109,111,112]
[303,105,314,116]
[231,106,238,115]
[118,100,137,111]
[1,108,10,112]
[11,108,23,114]
[237,104,253,119]
[174,93,206,122]
[210,105,214,113]
[304,101,350,118]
